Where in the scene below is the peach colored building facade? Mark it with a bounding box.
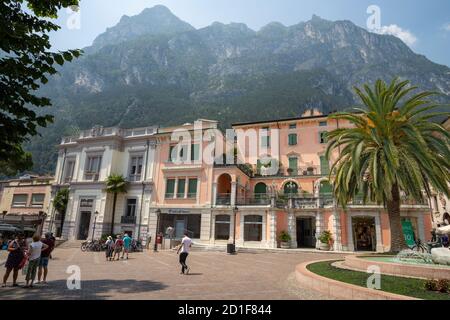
[0,175,52,233]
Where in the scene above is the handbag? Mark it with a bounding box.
[18,255,28,270]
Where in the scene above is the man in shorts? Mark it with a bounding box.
[37,232,55,284]
[122,233,132,260]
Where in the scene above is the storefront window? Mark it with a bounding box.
[244,215,263,241]
[215,215,230,240]
[159,213,201,239]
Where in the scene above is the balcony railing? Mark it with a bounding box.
[216,193,231,206]
[121,216,137,224]
[236,193,271,206]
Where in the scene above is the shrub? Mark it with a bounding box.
[437,279,450,293]
[318,231,333,244]
[424,279,438,291]
[424,279,449,293]
[279,231,291,242]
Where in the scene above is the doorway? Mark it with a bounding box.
[78,211,92,240]
[296,217,316,248]
[352,217,376,251]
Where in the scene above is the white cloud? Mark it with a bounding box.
[444,23,450,31]
[377,24,417,47]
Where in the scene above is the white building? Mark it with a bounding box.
[44,125,158,244]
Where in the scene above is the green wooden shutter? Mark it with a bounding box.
[165,179,175,197]
[288,134,297,145]
[188,179,198,198]
[177,179,186,197]
[320,156,330,175]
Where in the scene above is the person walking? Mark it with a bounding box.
[176,232,192,275]
[37,233,55,284]
[24,234,48,288]
[105,236,114,261]
[112,235,123,261]
[122,233,132,260]
[2,234,25,287]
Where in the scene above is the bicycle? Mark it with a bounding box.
[410,238,431,254]
[81,240,104,252]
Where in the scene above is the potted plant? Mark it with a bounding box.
[318,231,333,251]
[279,231,291,249]
[287,168,294,176]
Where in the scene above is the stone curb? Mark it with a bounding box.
[295,259,419,300]
[343,255,450,280]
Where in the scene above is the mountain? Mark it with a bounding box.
[29,6,450,174]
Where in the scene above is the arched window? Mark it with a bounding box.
[215,215,230,240]
[254,183,267,194]
[244,215,263,241]
[284,181,298,194]
[217,174,232,205]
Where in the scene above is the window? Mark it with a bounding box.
[319,131,328,144]
[177,179,186,198]
[289,123,297,129]
[12,194,27,207]
[64,160,75,183]
[261,127,270,148]
[320,155,330,175]
[191,144,200,161]
[288,134,298,146]
[165,179,175,198]
[129,155,143,181]
[31,194,45,208]
[125,199,137,217]
[288,157,298,175]
[319,121,328,127]
[188,178,198,198]
[85,155,102,180]
[244,215,263,241]
[215,215,230,240]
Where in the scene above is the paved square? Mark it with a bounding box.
[0,247,344,300]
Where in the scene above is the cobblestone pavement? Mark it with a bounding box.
[0,247,344,300]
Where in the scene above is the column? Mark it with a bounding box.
[346,213,355,251]
[315,211,323,249]
[229,211,235,243]
[332,201,342,251]
[173,179,178,199]
[374,213,384,253]
[231,181,237,207]
[269,211,277,248]
[212,182,217,207]
[200,210,211,242]
[287,211,297,248]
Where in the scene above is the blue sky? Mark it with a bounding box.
[50,0,450,66]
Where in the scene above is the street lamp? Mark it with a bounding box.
[91,211,99,241]
[228,206,238,255]
[153,209,161,252]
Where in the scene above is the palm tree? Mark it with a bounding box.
[53,188,69,235]
[326,78,450,252]
[105,174,128,236]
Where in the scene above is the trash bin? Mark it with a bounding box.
[227,243,236,254]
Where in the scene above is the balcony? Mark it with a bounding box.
[121,216,136,224]
[84,172,99,182]
[128,174,142,182]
